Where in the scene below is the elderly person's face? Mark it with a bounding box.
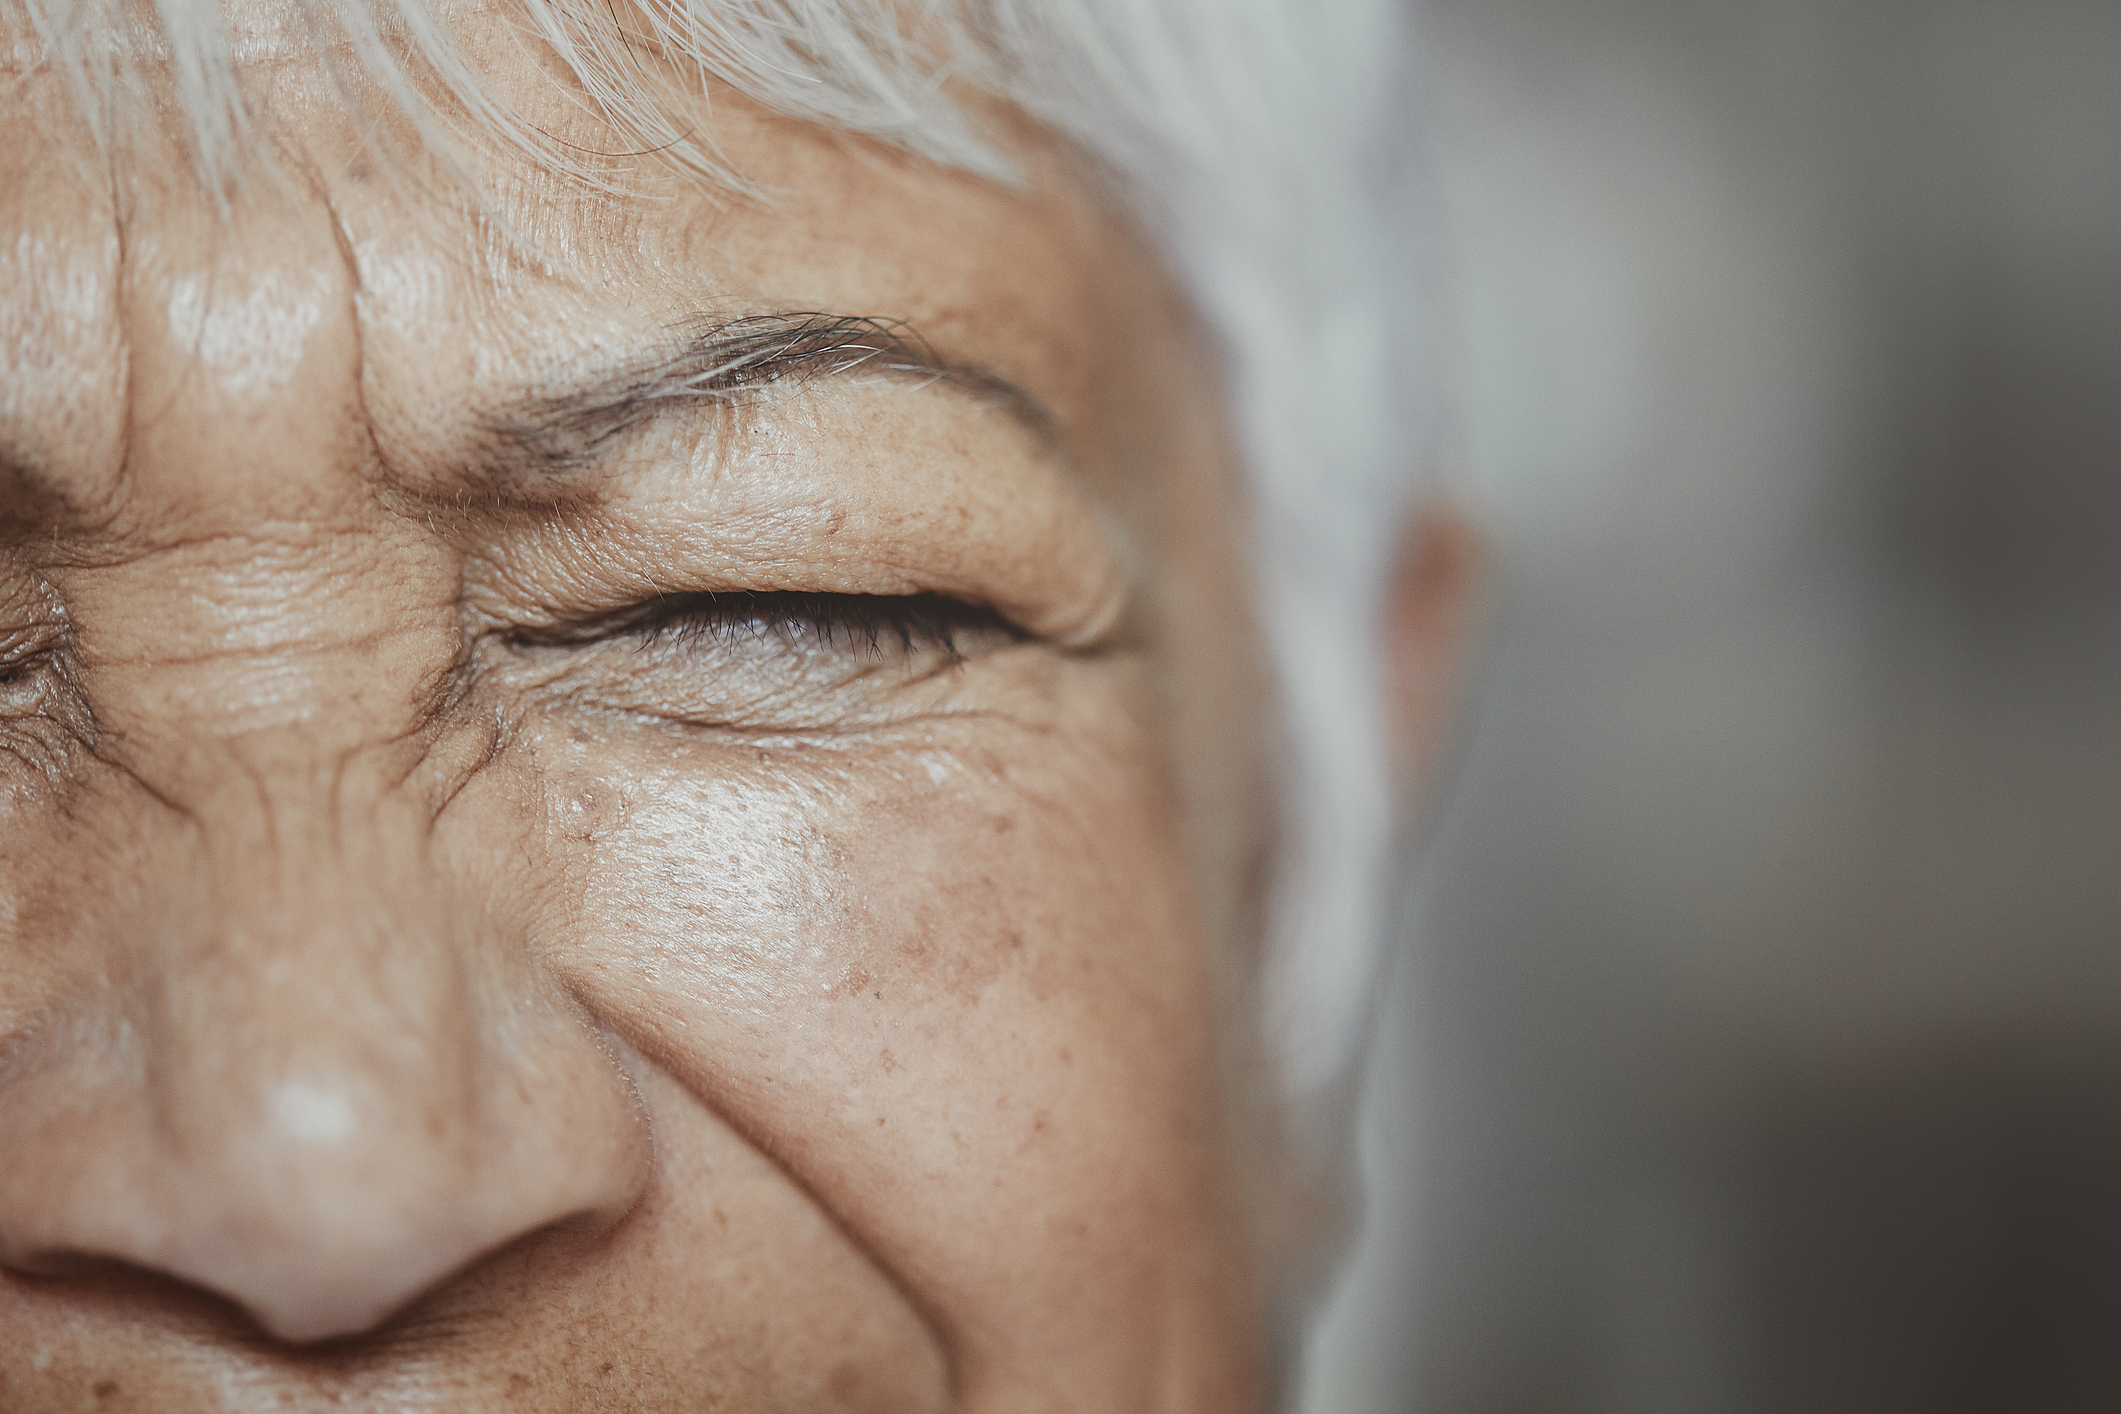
[0,12,1481,1409]
[0,26,1281,1410]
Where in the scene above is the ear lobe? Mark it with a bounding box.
[1383,502,1491,805]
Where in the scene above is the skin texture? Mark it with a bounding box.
[0,17,1279,1412]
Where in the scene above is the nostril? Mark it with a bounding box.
[0,1042,655,1346]
[4,1191,643,1345]
[0,1248,264,1332]
[5,1198,638,1355]
[1,1246,126,1283]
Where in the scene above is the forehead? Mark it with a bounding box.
[0,25,1181,522]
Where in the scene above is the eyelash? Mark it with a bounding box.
[586,591,1018,661]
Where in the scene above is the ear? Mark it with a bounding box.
[1383,502,1491,805]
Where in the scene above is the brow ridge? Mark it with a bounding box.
[470,311,1054,488]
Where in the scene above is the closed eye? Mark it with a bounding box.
[521,591,1023,664]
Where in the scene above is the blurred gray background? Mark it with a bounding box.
[1302,1,2121,1409]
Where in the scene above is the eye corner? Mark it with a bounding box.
[0,615,66,685]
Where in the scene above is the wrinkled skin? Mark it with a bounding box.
[0,20,1282,1412]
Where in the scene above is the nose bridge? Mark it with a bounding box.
[170,741,526,1201]
[170,741,483,1131]
[80,576,487,1081]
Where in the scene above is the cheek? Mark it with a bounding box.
[556,681,1212,1130]
[510,664,1229,1359]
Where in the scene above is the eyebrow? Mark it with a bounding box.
[464,311,1057,491]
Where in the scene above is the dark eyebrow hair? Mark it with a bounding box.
[470,311,1056,485]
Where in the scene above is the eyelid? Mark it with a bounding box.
[518,590,1021,655]
[474,389,1133,651]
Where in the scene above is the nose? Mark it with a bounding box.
[0,759,653,1344]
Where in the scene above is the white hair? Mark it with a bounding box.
[19,0,1431,1275]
